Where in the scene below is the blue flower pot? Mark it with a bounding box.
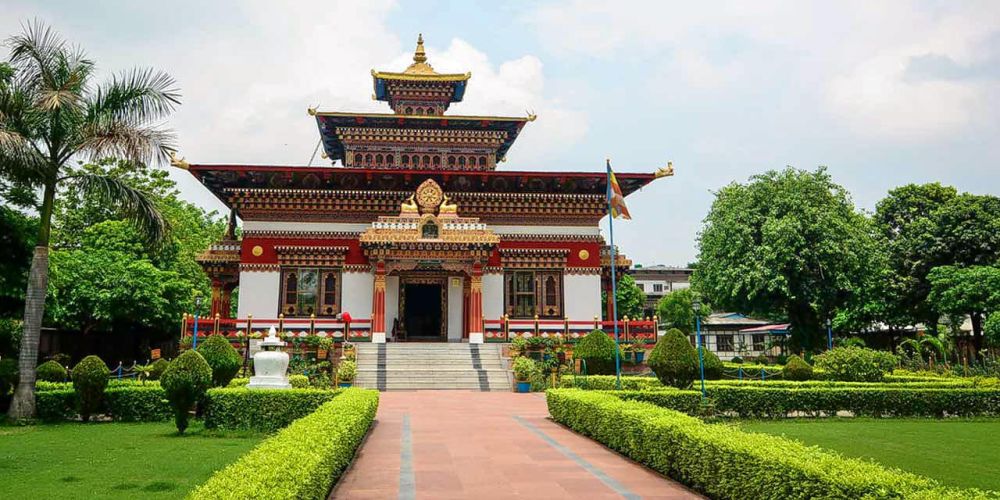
[338,382,353,388]
[635,352,645,363]
[516,381,531,393]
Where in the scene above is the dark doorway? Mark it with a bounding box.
[404,284,443,340]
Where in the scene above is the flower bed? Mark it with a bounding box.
[191,388,379,500]
[546,389,994,499]
[203,388,341,432]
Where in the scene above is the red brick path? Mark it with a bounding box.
[331,391,701,499]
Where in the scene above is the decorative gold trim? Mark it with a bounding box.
[578,249,590,261]
[251,245,264,257]
[240,263,280,272]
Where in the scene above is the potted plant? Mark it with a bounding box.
[630,341,647,363]
[512,357,534,393]
[510,335,527,358]
[317,337,333,360]
[336,360,356,388]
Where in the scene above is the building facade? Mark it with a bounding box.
[186,36,660,344]
[630,265,692,317]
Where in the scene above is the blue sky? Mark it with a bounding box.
[3,1,999,266]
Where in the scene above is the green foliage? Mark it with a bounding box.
[783,355,813,381]
[510,335,527,352]
[149,358,170,380]
[612,274,645,320]
[160,350,212,433]
[836,336,867,348]
[512,357,535,381]
[36,360,67,382]
[649,328,699,389]
[0,357,17,396]
[754,354,769,365]
[336,360,356,383]
[0,206,36,318]
[928,265,1000,339]
[694,167,885,350]
[71,355,109,421]
[814,347,897,382]
[192,388,379,500]
[559,375,663,391]
[573,330,619,375]
[545,389,992,499]
[104,385,171,422]
[203,388,340,432]
[197,334,242,387]
[290,374,311,388]
[655,288,707,334]
[699,347,723,379]
[986,314,1000,348]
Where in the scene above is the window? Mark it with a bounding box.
[421,221,439,239]
[653,283,663,293]
[636,283,644,291]
[505,270,562,318]
[280,267,340,316]
[717,334,735,352]
[752,334,766,351]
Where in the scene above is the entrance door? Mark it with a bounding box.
[403,284,443,341]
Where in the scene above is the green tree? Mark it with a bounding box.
[655,288,708,334]
[0,205,36,317]
[694,167,884,351]
[613,274,645,320]
[928,266,1000,350]
[985,313,1000,349]
[1,22,179,420]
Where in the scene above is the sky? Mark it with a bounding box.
[3,1,999,266]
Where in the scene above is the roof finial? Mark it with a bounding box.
[413,33,427,64]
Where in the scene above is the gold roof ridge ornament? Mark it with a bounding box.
[169,151,190,170]
[654,161,675,179]
[371,34,471,82]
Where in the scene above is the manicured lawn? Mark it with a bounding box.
[0,421,263,499]
[743,418,1000,491]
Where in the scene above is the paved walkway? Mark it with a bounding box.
[331,391,700,499]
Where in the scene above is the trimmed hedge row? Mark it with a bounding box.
[191,388,379,500]
[35,385,171,422]
[620,387,1000,418]
[204,388,341,432]
[558,375,663,390]
[546,389,995,500]
[707,378,998,389]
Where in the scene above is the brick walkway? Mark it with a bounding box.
[331,391,701,499]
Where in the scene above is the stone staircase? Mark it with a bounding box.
[355,343,511,391]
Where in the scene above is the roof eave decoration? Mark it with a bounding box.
[371,34,471,102]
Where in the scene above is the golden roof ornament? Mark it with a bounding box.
[400,194,419,216]
[169,151,190,170]
[655,161,675,179]
[415,178,444,213]
[404,33,437,75]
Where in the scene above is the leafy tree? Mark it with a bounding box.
[0,205,36,317]
[929,194,1000,268]
[197,334,241,387]
[613,274,645,320]
[985,313,1000,348]
[694,167,884,351]
[928,266,1000,349]
[656,288,708,334]
[161,349,211,433]
[1,22,179,420]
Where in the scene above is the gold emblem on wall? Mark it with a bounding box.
[251,245,264,257]
[415,178,444,212]
[578,249,590,261]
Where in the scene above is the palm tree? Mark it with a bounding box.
[1,21,179,420]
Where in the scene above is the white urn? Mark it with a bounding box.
[248,326,291,389]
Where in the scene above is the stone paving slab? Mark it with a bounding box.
[331,391,701,499]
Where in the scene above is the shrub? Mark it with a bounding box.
[72,355,109,421]
[730,356,743,364]
[204,387,340,432]
[227,377,249,388]
[148,358,170,380]
[290,374,310,388]
[648,328,699,389]
[559,375,663,390]
[572,330,619,375]
[699,347,723,380]
[754,354,769,365]
[192,388,379,499]
[36,360,68,382]
[161,350,212,433]
[336,360,356,383]
[814,346,896,382]
[105,385,171,422]
[198,334,242,387]
[783,355,813,381]
[36,389,76,421]
[0,357,18,396]
[546,389,989,499]
[512,356,534,381]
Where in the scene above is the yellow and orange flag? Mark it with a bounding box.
[606,159,631,220]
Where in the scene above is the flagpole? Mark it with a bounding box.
[606,159,622,390]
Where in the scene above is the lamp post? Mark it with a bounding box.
[693,297,706,401]
[192,295,203,350]
[826,317,833,351]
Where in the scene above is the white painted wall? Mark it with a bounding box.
[237,271,280,318]
[385,276,399,339]
[447,276,464,341]
[341,272,373,319]
[564,274,602,321]
[482,274,504,321]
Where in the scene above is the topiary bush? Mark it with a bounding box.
[814,346,897,382]
[783,355,813,381]
[71,355,110,421]
[198,334,242,387]
[649,328,699,389]
[161,350,212,433]
[36,360,68,382]
[700,347,723,380]
[573,330,620,375]
[290,374,310,388]
[148,358,170,380]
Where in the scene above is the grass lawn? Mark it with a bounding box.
[743,418,1000,491]
[0,420,263,499]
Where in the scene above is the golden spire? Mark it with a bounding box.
[413,34,427,64]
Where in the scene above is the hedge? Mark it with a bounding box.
[707,378,999,389]
[546,389,995,500]
[204,388,341,432]
[191,388,379,500]
[622,387,1000,418]
[35,385,170,422]
[558,375,663,390]
[36,389,77,422]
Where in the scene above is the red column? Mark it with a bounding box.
[469,264,484,343]
[372,262,386,342]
